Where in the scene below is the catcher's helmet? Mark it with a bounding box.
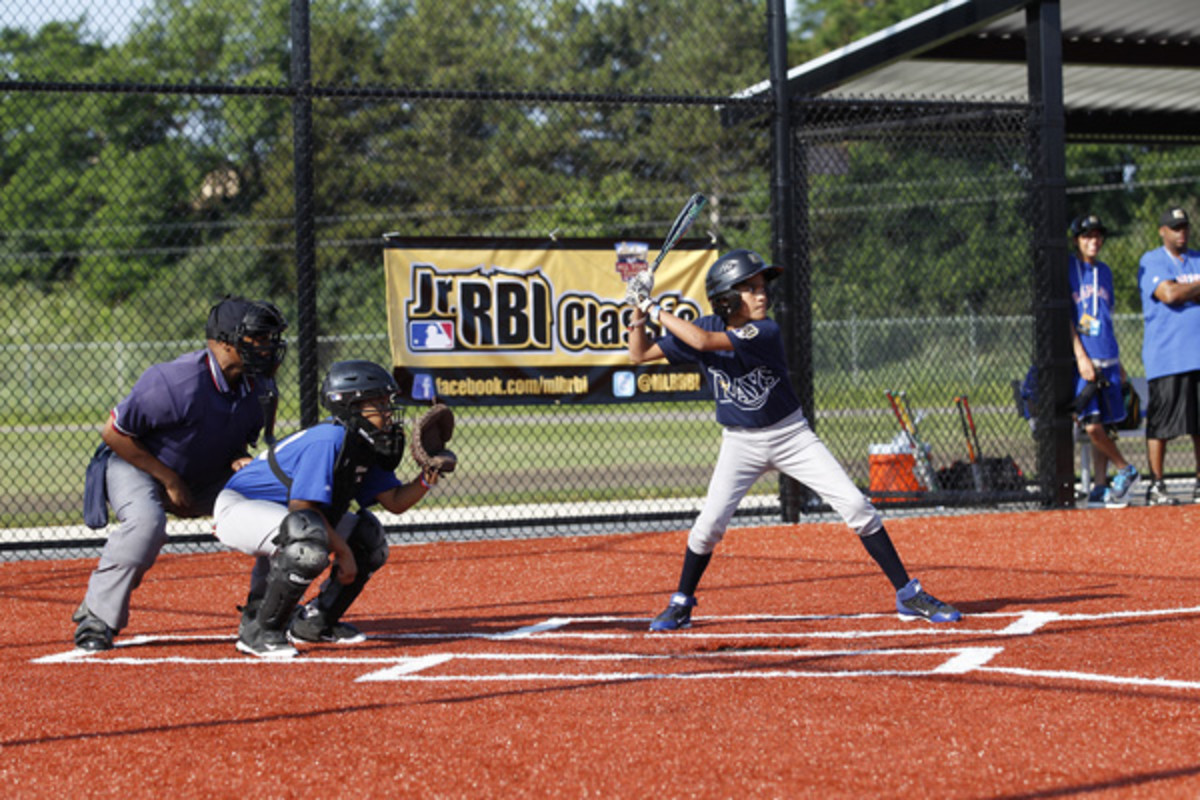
[206,296,288,376]
[321,360,405,469]
[705,249,782,320]
[1069,214,1107,238]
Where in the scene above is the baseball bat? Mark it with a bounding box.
[961,394,986,491]
[955,395,984,492]
[900,391,939,492]
[648,193,707,275]
[885,390,937,493]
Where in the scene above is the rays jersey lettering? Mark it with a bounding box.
[656,315,801,428]
[708,365,779,411]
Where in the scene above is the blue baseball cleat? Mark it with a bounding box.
[896,579,961,623]
[649,592,697,632]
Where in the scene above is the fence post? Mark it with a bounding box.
[1027,0,1075,507]
[291,0,319,427]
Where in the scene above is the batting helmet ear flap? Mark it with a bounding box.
[711,290,741,321]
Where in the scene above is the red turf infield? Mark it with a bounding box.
[5,507,1200,798]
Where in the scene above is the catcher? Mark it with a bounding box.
[213,360,456,658]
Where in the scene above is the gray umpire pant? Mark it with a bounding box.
[82,454,225,631]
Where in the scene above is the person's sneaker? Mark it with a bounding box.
[648,592,697,632]
[72,603,114,652]
[1146,480,1179,506]
[237,619,298,659]
[1193,483,1200,505]
[288,602,368,644]
[896,579,961,623]
[1086,485,1127,509]
[1109,465,1140,503]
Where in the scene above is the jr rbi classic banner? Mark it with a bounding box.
[383,236,718,405]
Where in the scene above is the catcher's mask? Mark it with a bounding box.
[320,360,405,469]
[206,296,289,376]
[705,249,782,321]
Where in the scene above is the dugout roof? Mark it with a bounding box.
[735,0,1200,142]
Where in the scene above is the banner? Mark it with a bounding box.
[383,236,719,404]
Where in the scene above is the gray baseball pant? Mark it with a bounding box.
[82,454,224,631]
[687,408,883,555]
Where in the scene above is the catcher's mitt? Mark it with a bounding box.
[411,403,457,474]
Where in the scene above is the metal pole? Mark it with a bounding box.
[291,0,319,427]
[767,0,813,521]
[1026,0,1074,506]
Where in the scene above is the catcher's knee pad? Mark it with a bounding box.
[347,512,389,574]
[271,509,330,580]
[257,510,330,629]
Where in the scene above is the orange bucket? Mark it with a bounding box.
[868,451,922,503]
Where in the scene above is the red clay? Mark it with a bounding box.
[4,507,1200,798]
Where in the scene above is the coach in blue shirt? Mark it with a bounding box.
[1138,206,1200,505]
[72,296,288,651]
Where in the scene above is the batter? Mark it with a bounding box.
[624,249,961,630]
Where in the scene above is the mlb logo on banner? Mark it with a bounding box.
[410,321,454,351]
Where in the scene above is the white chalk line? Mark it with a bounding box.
[32,605,1200,690]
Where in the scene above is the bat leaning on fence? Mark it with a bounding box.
[884,389,938,493]
[954,395,985,492]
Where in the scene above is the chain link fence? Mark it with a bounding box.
[4,1,1197,558]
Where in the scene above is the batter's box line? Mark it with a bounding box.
[371,605,1200,641]
[367,610,1062,641]
[353,646,1006,683]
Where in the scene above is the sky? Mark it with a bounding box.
[8,0,805,46]
[4,0,148,44]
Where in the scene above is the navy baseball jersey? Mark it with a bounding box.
[656,315,801,428]
[111,348,264,486]
[225,422,401,511]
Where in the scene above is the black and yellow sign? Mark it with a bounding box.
[383,236,718,405]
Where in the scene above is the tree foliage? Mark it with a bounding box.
[1,0,1198,339]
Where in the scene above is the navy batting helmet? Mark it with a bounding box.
[321,360,405,469]
[705,249,782,320]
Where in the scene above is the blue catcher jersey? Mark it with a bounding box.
[224,422,401,509]
[657,315,802,428]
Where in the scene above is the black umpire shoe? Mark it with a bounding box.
[72,603,115,652]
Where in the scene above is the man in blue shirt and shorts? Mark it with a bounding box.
[1068,214,1140,507]
[624,249,960,631]
[1138,206,1200,505]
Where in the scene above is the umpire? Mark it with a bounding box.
[72,296,288,651]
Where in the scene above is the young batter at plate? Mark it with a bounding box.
[624,249,961,631]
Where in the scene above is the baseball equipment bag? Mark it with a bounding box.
[83,443,113,529]
[411,403,457,474]
[1113,381,1142,431]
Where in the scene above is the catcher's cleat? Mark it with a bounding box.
[896,579,961,623]
[237,619,298,659]
[72,603,114,652]
[288,602,368,644]
[649,592,697,632]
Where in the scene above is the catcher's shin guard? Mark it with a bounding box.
[312,512,389,626]
[255,510,330,630]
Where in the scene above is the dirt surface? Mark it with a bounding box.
[5,506,1200,798]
